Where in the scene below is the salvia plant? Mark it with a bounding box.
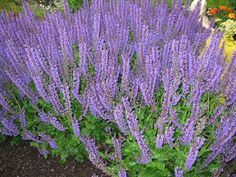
[0,0,236,176]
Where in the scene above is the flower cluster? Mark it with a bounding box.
[207,6,235,19]
[0,0,235,176]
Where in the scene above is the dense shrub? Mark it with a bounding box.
[0,0,236,176]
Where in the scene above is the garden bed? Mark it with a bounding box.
[0,138,108,177]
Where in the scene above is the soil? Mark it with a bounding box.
[0,138,109,177]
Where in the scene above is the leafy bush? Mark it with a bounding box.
[0,0,236,176]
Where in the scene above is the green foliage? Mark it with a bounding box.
[0,0,22,14]
[131,52,138,72]
[10,136,21,145]
[79,75,87,95]
[68,0,83,12]
[0,134,6,143]
[88,61,96,77]
[73,44,80,66]
[207,0,236,8]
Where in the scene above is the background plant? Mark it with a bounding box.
[0,0,236,177]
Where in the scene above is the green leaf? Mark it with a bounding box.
[139,167,167,177]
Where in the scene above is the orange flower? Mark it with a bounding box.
[227,8,233,13]
[228,13,236,19]
[219,5,228,11]
[208,8,219,15]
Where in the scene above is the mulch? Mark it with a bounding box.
[0,138,109,177]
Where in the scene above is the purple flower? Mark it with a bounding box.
[114,103,129,135]
[0,127,18,136]
[19,110,26,129]
[0,93,11,111]
[38,111,50,124]
[23,131,43,144]
[112,137,123,162]
[164,124,175,146]
[39,133,58,149]
[122,97,151,164]
[71,117,80,137]
[80,136,108,174]
[223,142,236,162]
[50,116,65,132]
[204,112,236,167]
[156,133,164,149]
[185,137,205,170]
[208,106,223,125]
[0,118,19,135]
[182,100,200,144]
[175,167,183,177]
[38,149,49,157]
[118,168,127,177]
[48,83,64,116]
[61,84,72,114]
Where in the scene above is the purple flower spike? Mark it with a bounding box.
[38,112,50,124]
[0,118,19,135]
[50,116,65,132]
[19,110,26,129]
[175,167,183,177]
[156,133,164,149]
[114,103,129,135]
[122,97,151,164]
[39,133,58,149]
[119,169,127,177]
[71,117,80,137]
[80,136,108,173]
[185,137,205,170]
[23,131,43,144]
[38,149,49,157]
[165,124,175,146]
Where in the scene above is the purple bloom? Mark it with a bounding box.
[185,137,205,170]
[175,167,183,177]
[38,111,50,124]
[0,127,18,136]
[114,103,129,135]
[171,94,181,106]
[112,137,123,162]
[38,149,49,157]
[223,142,236,162]
[156,133,164,149]
[48,83,65,116]
[131,78,140,98]
[61,84,72,114]
[39,133,58,149]
[50,116,65,132]
[71,117,80,137]
[164,124,175,146]
[0,118,19,135]
[80,136,108,174]
[156,67,172,132]
[0,93,11,111]
[122,97,151,164]
[182,99,200,144]
[19,110,26,129]
[118,169,127,177]
[204,112,236,167]
[208,105,223,125]
[23,131,43,144]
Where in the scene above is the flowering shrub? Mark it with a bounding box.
[0,0,236,176]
